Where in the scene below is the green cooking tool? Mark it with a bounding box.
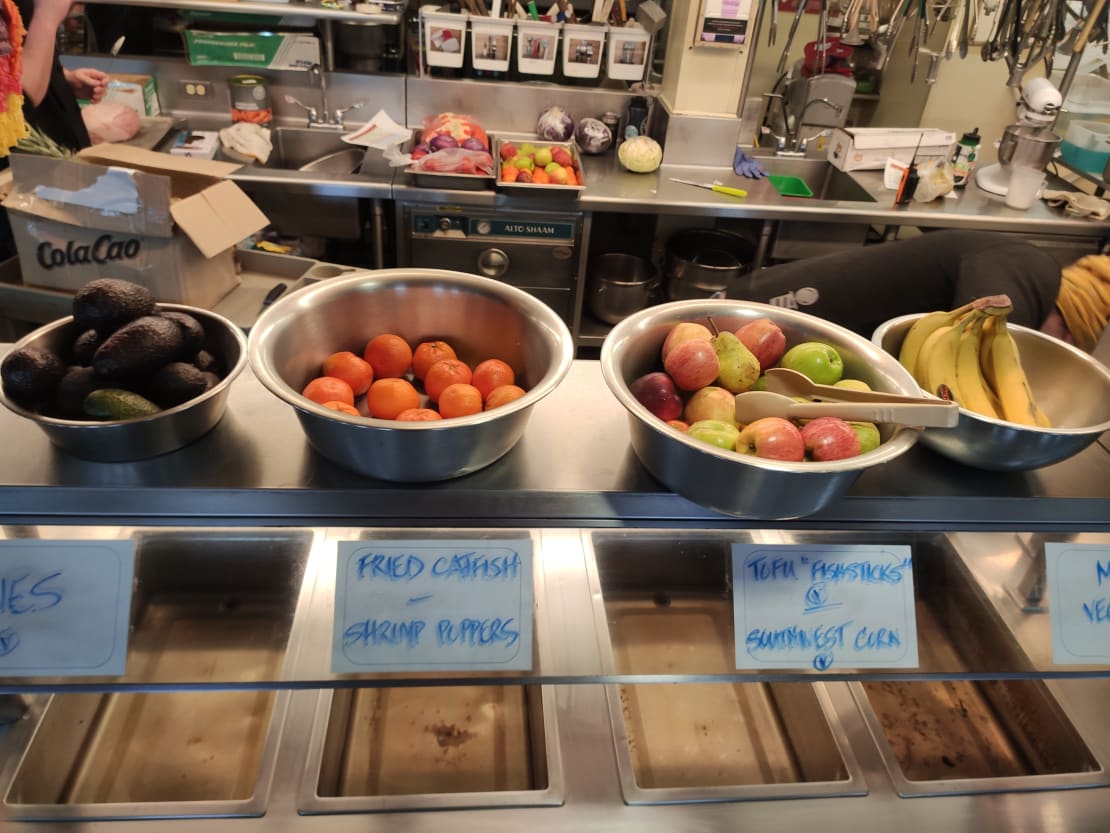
[669,177,748,199]
[766,174,814,198]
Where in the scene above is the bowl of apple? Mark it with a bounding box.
[599,299,926,520]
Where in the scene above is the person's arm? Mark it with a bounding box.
[20,0,73,107]
[64,67,109,102]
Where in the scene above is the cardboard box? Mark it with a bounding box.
[183,29,320,69]
[3,144,268,309]
[104,73,161,116]
[827,127,957,172]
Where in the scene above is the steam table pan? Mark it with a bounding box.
[586,531,866,804]
[1,529,314,821]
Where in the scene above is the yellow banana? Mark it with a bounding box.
[978,316,1005,415]
[913,324,953,388]
[985,318,1052,428]
[954,312,999,419]
[922,315,970,403]
[898,300,976,375]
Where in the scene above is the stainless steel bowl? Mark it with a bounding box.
[247,268,574,482]
[600,299,923,520]
[0,305,247,462]
[873,314,1110,471]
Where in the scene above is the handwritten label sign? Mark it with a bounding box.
[732,543,919,671]
[1046,542,1110,665]
[333,539,533,673]
[0,540,134,677]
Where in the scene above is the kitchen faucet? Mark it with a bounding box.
[285,64,364,129]
[762,92,844,156]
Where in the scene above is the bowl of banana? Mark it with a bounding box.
[873,297,1110,471]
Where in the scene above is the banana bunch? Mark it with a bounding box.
[1057,256,1110,354]
[898,295,1051,427]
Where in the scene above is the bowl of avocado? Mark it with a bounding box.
[0,278,247,461]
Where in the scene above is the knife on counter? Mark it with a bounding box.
[669,177,748,199]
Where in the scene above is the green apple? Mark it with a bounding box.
[519,142,536,157]
[534,146,554,167]
[849,420,881,454]
[780,341,845,385]
[511,155,535,171]
[688,419,741,451]
[835,378,871,392]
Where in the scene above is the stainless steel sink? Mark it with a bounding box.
[270,127,365,172]
[752,155,877,203]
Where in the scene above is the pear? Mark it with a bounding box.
[712,330,761,393]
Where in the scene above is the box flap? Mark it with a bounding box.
[3,153,173,237]
[169,179,268,258]
[78,143,244,181]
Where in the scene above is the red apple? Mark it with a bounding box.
[629,371,683,421]
[801,416,862,461]
[736,417,805,461]
[661,322,713,362]
[685,385,736,424]
[664,339,720,391]
[735,318,787,371]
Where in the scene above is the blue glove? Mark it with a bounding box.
[733,147,767,179]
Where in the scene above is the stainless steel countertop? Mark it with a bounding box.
[1,358,1107,529]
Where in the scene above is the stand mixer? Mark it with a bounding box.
[976,77,1064,196]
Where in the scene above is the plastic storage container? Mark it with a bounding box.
[562,23,606,79]
[470,17,513,72]
[421,7,468,69]
[606,23,651,81]
[516,20,560,76]
[1055,74,1110,138]
[1060,120,1110,174]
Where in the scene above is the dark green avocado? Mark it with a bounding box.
[73,278,157,334]
[1,346,67,406]
[71,329,104,366]
[160,311,206,356]
[147,362,211,408]
[83,388,161,420]
[93,315,185,379]
[56,366,107,418]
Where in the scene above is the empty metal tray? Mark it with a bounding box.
[2,529,314,820]
[845,534,1107,797]
[300,684,563,812]
[587,531,865,804]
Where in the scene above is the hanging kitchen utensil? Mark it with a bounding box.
[670,177,749,198]
[777,0,811,74]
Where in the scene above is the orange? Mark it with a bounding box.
[363,333,413,379]
[438,383,483,418]
[322,351,374,395]
[472,358,515,400]
[531,168,550,184]
[366,377,420,419]
[484,384,526,410]
[500,164,519,183]
[303,375,355,406]
[322,400,360,416]
[396,407,443,421]
[424,358,472,401]
[412,340,458,381]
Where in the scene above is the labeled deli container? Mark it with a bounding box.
[494,136,586,195]
[606,23,651,81]
[561,23,607,79]
[470,16,514,72]
[516,20,560,76]
[421,7,468,68]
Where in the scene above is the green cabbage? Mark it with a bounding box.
[618,136,662,173]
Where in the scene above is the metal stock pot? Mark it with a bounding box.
[664,228,755,301]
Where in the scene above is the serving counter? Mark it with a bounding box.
[1,355,1109,833]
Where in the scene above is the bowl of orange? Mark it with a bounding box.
[247,268,574,481]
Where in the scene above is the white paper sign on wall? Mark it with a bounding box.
[1046,542,1110,665]
[0,539,135,677]
[732,543,919,671]
[333,539,534,673]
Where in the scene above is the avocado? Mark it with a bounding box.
[1,346,67,406]
[200,371,221,390]
[73,278,157,334]
[93,315,185,379]
[147,362,210,408]
[193,349,222,375]
[72,329,104,366]
[56,366,107,418]
[83,388,161,420]
[161,311,206,356]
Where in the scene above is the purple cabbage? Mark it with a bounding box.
[536,106,575,142]
[427,133,459,152]
[574,117,612,155]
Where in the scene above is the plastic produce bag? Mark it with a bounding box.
[407,147,495,175]
[913,160,955,202]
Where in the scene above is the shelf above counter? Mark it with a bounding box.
[81,0,404,24]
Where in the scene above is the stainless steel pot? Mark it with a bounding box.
[664,228,755,301]
[334,21,399,72]
[588,254,659,324]
[997,123,1062,170]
